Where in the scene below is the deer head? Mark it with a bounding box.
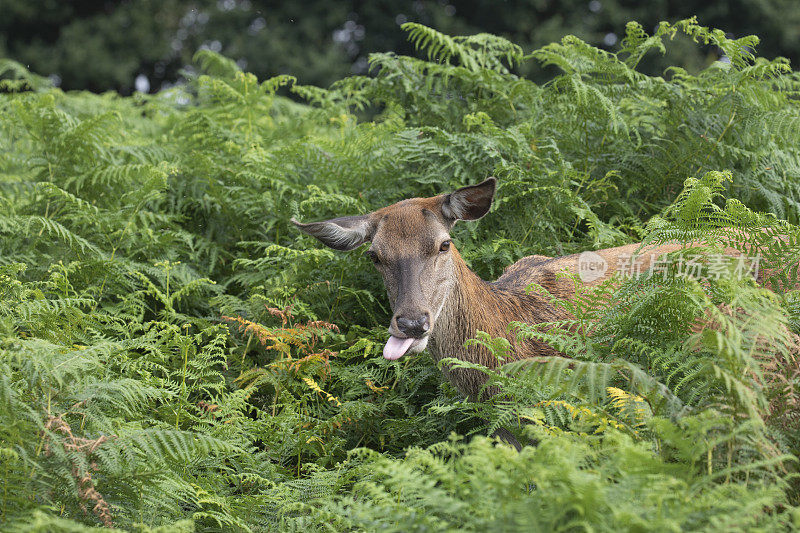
[292,178,496,360]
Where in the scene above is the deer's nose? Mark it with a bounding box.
[395,314,430,338]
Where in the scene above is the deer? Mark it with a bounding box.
[292,178,782,403]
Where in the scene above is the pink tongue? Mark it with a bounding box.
[383,336,415,360]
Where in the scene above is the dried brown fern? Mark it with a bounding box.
[44,415,114,527]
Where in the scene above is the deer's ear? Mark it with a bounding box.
[291,214,374,251]
[442,177,496,222]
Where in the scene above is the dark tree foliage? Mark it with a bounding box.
[1,0,800,93]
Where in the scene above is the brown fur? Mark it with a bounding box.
[428,237,795,398]
[427,243,697,398]
[293,179,796,400]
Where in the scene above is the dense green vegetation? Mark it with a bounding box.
[1,18,800,531]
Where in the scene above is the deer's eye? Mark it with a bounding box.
[366,250,380,265]
[439,240,451,253]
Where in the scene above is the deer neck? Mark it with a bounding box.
[428,251,561,375]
